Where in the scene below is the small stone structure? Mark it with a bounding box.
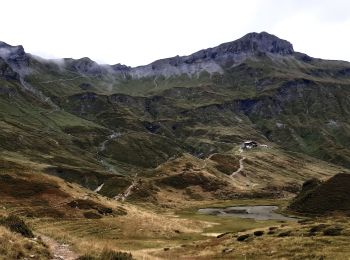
[241,141,258,149]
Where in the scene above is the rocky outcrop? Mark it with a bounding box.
[288,173,350,215]
[129,32,294,78]
[0,57,19,80]
[65,57,104,75]
[0,42,29,70]
[0,32,295,79]
[47,32,295,79]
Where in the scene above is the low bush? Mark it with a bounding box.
[309,224,328,233]
[254,230,264,236]
[237,234,250,241]
[323,227,343,236]
[78,249,133,260]
[83,211,102,219]
[0,215,34,238]
[278,230,292,237]
[68,199,113,215]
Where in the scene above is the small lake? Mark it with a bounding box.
[198,205,296,221]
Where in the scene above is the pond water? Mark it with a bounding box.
[198,205,297,221]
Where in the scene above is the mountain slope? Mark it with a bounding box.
[288,173,350,214]
[0,32,349,201]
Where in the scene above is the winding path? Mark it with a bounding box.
[40,235,78,260]
[230,157,246,177]
[38,76,85,84]
[200,153,219,170]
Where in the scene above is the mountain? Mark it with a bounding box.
[0,32,349,203]
[123,31,294,78]
[1,31,350,259]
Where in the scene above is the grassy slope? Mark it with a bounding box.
[157,216,350,259]
[2,51,350,200]
[289,173,350,214]
[0,226,50,259]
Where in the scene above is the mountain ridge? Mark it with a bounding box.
[0,32,301,79]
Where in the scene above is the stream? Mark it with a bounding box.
[97,131,121,174]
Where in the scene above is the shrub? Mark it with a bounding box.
[278,230,292,237]
[323,227,343,236]
[0,215,34,238]
[78,250,133,260]
[309,224,328,233]
[83,211,102,219]
[237,234,250,241]
[101,250,133,260]
[253,230,264,236]
[68,199,114,215]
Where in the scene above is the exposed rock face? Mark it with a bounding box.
[111,63,131,73]
[65,57,104,75]
[0,57,19,80]
[230,32,294,55]
[0,41,29,70]
[0,32,294,79]
[129,32,294,78]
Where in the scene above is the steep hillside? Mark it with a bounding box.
[288,173,350,215]
[0,32,350,201]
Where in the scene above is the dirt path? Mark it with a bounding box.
[200,153,219,170]
[230,157,246,177]
[40,235,78,260]
[38,76,85,84]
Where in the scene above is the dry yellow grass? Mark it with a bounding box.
[1,149,348,259]
[0,226,50,259]
[154,216,350,259]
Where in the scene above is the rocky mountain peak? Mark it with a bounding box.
[67,57,103,75]
[129,32,295,78]
[0,32,296,79]
[111,63,131,72]
[225,32,294,55]
[0,41,29,69]
[185,32,294,64]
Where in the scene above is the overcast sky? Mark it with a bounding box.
[1,0,349,66]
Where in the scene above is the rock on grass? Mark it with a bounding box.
[237,234,250,241]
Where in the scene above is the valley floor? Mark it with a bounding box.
[0,153,349,259]
[19,199,350,259]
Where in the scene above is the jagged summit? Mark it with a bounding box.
[0,32,297,78]
[0,32,295,77]
[64,57,103,75]
[129,32,295,78]
[230,32,294,54]
[0,41,28,69]
[188,31,294,61]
